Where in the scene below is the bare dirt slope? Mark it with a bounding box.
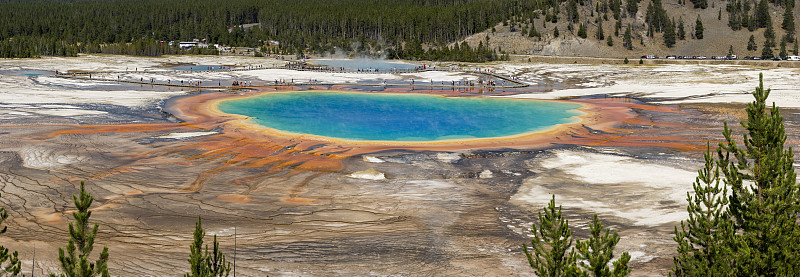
[461,0,800,58]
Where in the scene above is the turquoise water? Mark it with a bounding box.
[311,59,419,70]
[218,92,583,141]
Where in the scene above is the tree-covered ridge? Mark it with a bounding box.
[0,0,529,59]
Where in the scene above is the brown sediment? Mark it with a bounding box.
[217,194,253,203]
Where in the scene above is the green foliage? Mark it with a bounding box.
[394,41,498,62]
[723,74,800,274]
[726,0,748,30]
[597,20,605,41]
[695,17,704,39]
[0,193,21,277]
[672,74,800,276]
[748,35,758,51]
[623,26,633,50]
[672,144,737,275]
[578,24,588,39]
[0,0,528,58]
[554,27,560,38]
[755,0,772,28]
[568,0,580,23]
[645,0,669,37]
[607,35,614,46]
[794,38,799,55]
[625,0,639,17]
[524,196,630,277]
[186,217,231,277]
[762,39,774,57]
[623,57,629,64]
[50,181,110,277]
[575,214,631,277]
[664,18,676,48]
[764,24,776,48]
[523,196,579,276]
[780,38,788,57]
[691,0,708,9]
[530,24,542,38]
[677,18,686,40]
[782,4,795,41]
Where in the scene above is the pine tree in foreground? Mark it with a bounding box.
[524,196,630,277]
[576,214,631,277]
[186,218,231,277]
[672,74,800,276]
[51,181,110,277]
[672,144,737,276]
[0,193,21,277]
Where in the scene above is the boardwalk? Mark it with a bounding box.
[55,63,529,89]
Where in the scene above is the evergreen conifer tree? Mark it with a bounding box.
[782,4,795,40]
[755,0,771,28]
[762,39,774,58]
[607,35,614,46]
[721,74,800,275]
[578,23,588,38]
[626,0,638,17]
[623,25,633,49]
[780,38,788,57]
[678,18,686,40]
[748,35,758,51]
[523,196,580,276]
[524,196,630,277]
[530,24,541,38]
[690,0,708,9]
[186,218,231,277]
[691,0,708,9]
[794,38,799,55]
[672,145,737,275]
[664,18,677,47]
[672,74,800,276]
[597,20,605,40]
[51,181,110,277]
[695,17,704,39]
[576,214,631,276]
[764,23,776,48]
[554,27,560,38]
[0,193,21,276]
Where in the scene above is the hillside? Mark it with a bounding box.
[461,0,800,58]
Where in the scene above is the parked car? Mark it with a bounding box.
[666,55,677,59]
[786,56,800,61]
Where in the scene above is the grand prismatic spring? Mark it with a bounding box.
[216,91,583,141]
